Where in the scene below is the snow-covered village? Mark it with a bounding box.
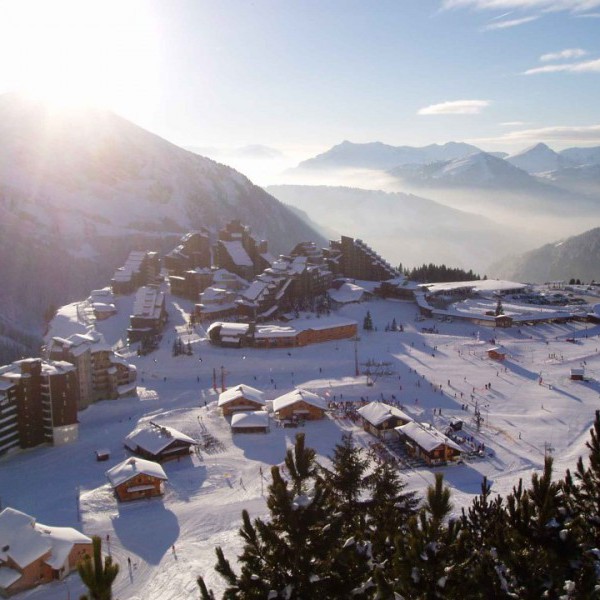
[3,220,600,599]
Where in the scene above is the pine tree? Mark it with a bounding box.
[78,536,119,600]
[383,472,460,599]
[563,410,600,597]
[363,311,373,331]
[495,298,504,317]
[321,433,369,535]
[391,317,398,331]
[452,477,513,599]
[198,434,369,599]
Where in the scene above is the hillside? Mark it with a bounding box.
[489,227,600,283]
[267,184,526,272]
[0,94,325,360]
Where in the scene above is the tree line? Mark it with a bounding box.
[399,263,483,284]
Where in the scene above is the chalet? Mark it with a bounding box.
[231,410,270,433]
[495,314,513,328]
[395,421,463,466]
[571,368,585,381]
[0,507,92,597]
[357,402,413,440]
[487,346,507,361]
[327,282,372,307]
[106,457,168,502]
[272,389,327,421]
[124,422,197,462]
[218,385,266,416]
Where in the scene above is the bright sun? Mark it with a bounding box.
[0,0,159,113]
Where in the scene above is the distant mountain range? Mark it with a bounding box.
[296,140,484,171]
[297,140,600,175]
[490,227,600,283]
[0,94,325,360]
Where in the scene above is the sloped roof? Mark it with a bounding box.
[220,240,253,267]
[124,424,197,455]
[0,508,91,575]
[218,384,265,407]
[231,410,269,428]
[106,457,168,487]
[273,389,327,412]
[357,402,413,427]
[395,421,462,453]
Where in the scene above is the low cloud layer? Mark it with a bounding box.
[524,57,600,74]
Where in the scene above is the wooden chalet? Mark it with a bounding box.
[357,402,413,440]
[218,384,266,416]
[106,457,168,502]
[571,368,585,381]
[124,422,197,462]
[0,507,92,597]
[272,389,327,421]
[231,410,269,433]
[487,346,507,361]
[395,421,462,466]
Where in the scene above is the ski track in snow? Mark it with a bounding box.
[3,292,600,599]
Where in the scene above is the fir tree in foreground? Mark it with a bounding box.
[198,413,600,599]
[78,535,119,600]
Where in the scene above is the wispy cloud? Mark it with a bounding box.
[418,100,490,115]
[540,48,588,61]
[524,57,600,74]
[442,1,600,13]
[473,123,600,144]
[483,15,538,29]
[500,121,529,126]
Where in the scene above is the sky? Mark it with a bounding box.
[0,0,599,169]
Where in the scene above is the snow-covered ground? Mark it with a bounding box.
[4,292,600,599]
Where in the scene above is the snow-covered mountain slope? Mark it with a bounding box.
[506,143,572,174]
[296,140,483,171]
[490,227,600,283]
[537,163,600,197]
[559,145,600,167]
[390,152,539,188]
[0,94,325,360]
[267,184,527,272]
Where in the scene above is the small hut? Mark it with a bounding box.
[231,411,269,433]
[395,421,462,466]
[570,368,585,381]
[487,346,507,361]
[124,423,197,462]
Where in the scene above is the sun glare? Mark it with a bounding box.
[0,0,159,114]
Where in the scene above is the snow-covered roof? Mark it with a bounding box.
[273,389,327,412]
[0,507,91,573]
[419,280,527,295]
[132,286,165,319]
[231,410,269,429]
[218,384,265,407]
[395,421,462,453]
[254,325,297,338]
[357,402,413,427]
[220,240,253,267]
[124,424,197,455]
[106,457,167,487]
[241,280,269,301]
[328,282,368,304]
